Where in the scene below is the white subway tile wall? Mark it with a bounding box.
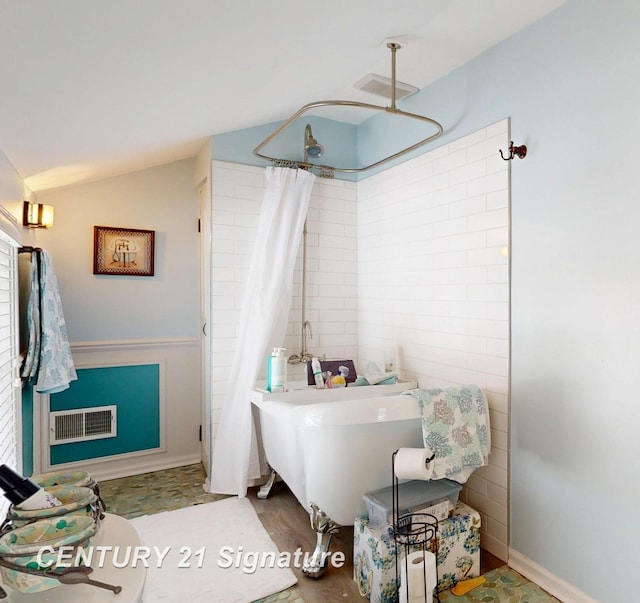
[211,117,510,559]
[210,161,358,444]
[285,177,358,381]
[356,119,510,560]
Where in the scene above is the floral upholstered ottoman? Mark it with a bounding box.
[353,501,481,602]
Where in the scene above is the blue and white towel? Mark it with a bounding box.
[34,250,77,394]
[407,385,491,483]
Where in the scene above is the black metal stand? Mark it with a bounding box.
[391,450,440,603]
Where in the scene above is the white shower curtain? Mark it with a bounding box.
[210,166,316,496]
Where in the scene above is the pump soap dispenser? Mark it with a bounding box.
[267,348,287,393]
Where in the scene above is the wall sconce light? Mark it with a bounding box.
[23,201,54,228]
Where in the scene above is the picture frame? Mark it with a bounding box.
[93,226,155,276]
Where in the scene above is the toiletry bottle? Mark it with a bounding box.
[311,357,324,389]
[324,371,333,388]
[268,348,287,393]
[0,464,62,510]
[331,366,348,387]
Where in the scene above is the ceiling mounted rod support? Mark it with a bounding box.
[499,141,527,161]
[387,42,400,111]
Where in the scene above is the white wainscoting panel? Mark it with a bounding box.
[33,338,202,481]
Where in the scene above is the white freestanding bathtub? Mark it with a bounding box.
[251,379,422,576]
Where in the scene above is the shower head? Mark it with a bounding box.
[304,124,324,159]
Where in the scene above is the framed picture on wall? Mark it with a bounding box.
[93,226,155,276]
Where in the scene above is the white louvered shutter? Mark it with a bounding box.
[0,230,19,519]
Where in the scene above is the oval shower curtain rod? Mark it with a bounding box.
[253,43,443,175]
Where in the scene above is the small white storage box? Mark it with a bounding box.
[363,479,462,529]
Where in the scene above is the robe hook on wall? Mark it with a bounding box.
[499,141,527,161]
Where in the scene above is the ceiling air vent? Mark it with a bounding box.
[354,73,419,100]
[50,405,117,445]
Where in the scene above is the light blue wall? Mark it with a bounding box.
[210,1,636,599]
[49,364,160,465]
[370,2,635,600]
[36,159,200,342]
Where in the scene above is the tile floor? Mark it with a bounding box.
[98,463,227,519]
[439,566,562,602]
[100,464,560,603]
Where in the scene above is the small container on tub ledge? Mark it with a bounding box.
[267,347,287,393]
[330,366,349,387]
[305,359,357,386]
[311,357,324,389]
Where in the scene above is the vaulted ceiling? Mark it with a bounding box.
[0,0,566,190]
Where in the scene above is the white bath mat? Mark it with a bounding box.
[131,497,297,603]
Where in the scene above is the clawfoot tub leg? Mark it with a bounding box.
[257,465,277,500]
[303,502,339,579]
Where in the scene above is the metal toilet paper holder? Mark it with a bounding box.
[391,449,440,603]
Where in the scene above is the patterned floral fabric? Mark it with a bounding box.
[354,502,481,602]
[407,386,490,483]
[33,250,77,394]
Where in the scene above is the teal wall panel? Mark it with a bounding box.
[21,385,33,476]
[49,364,160,465]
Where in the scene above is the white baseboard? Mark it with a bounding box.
[72,453,202,483]
[508,548,601,603]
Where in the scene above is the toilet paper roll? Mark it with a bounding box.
[394,447,434,480]
[399,550,437,603]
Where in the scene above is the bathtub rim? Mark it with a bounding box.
[253,391,422,427]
